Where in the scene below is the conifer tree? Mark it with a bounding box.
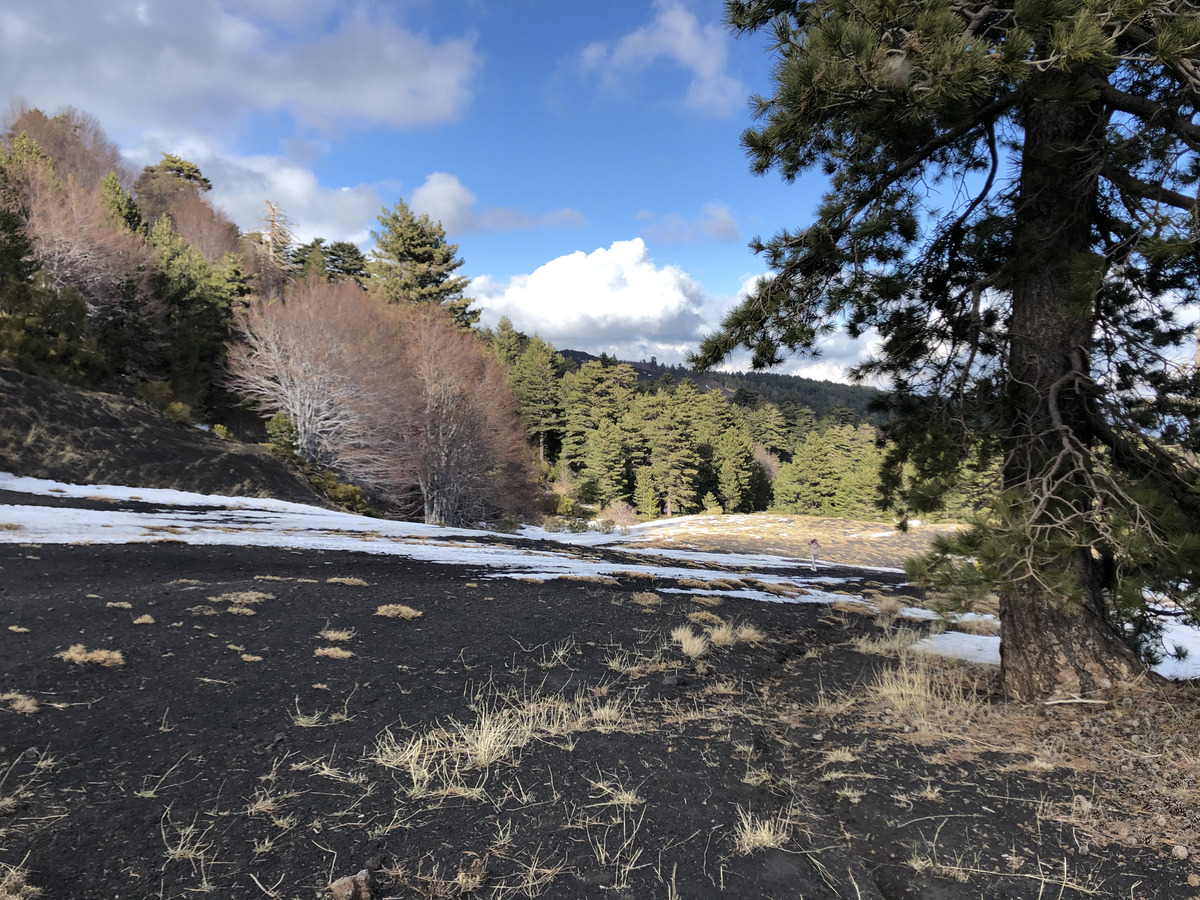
[698,0,1200,698]
[368,198,477,327]
[510,335,565,463]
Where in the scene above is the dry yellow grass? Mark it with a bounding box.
[732,806,792,854]
[314,646,355,659]
[1,692,39,715]
[0,859,41,899]
[133,614,155,625]
[241,654,264,662]
[875,595,906,618]
[706,622,738,646]
[690,595,723,607]
[210,591,272,605]
[105,601,132,610]
[688,610,724,626]
[669,626,709,660]
[318,627,355,642]
[631,591,661,607]
[376,604,423,619]
[8,625,30,634]
[226,606,257,616]
[734,624,765,643]
[55,644,125,667]
[950,616,1001,636]
[327,576,369,586]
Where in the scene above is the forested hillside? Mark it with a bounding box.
[0,103,966,528]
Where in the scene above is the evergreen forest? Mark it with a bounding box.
[0,103,955,528]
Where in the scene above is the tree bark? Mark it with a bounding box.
[1000,80,1145,699]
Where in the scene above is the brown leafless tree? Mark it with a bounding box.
[24,169,154,323]
[225,282,535,525]
[171,191,241,263]
[3,101,132,190]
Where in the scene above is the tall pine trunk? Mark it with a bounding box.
[1000,83,1144,699]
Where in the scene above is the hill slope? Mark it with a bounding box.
[0,363,320,503]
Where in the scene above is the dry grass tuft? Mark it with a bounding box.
[853,626,925,657]
[132,614,155,625]
[690,595,723,608]
[669,626,709,660]
[949,616,1001,636]
[314,646,355,660]
[226,606,257,616]
[0,859,41,899]
[210,591,272,605]
[376,604,423,619]
[875,595,906,618]
[688,611,724,627]
[327,576,369,586]
[1,692,39,715]
[7,625,30,634]
[105,601,132,610]
[706,622,738,646]
[732,806,792,854]
[55,644,125,667]
[631,591,661,607]
[318,627,356,642]
[241,654,263,662]
[735,624,765,643]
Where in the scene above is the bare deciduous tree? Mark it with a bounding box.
[225,281,534,525]
[24,169,153,323]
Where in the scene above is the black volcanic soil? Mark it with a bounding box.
[2,536,1197,900]
[0,363,318,503]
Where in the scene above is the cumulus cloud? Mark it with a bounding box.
[579,1,744,115]
[0,2,479,136]
[123,133,384,245]
[411,172,586,235]
[637,201,739,243]
[471,238,738,365]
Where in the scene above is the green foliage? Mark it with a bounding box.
[98,172,142,232]
[212,423,232,441]
[368,197,476,325]
[310,470,376,516]
[133,154,211,228]
[0,277,105,384]
[699,1,1200,686]
[265,411,299,459]
[148,217,245,409]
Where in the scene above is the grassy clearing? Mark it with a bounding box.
[54,645,125,667]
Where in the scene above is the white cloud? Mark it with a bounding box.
[579,0,744,115]
[639,201,739,243]
[471,238,737,365]
[411,172,586,235]
[123,134,384,245]
[0,2,480,136]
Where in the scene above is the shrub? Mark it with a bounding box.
[212,423,232,440]
[164,401,192,424]
[599,500,638,528]
[265,411,299,458]
[543,516,567,533]
[594,518,615,534]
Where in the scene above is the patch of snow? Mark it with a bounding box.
[912,632,1001,666]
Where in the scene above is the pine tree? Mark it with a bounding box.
[510,335,564,463]
[368,198,477,327]
[698,0,1200,699]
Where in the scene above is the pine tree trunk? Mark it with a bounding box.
[1000,82,1145,699]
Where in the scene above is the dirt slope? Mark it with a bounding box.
[0,363,320,503]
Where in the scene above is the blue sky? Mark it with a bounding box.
[0,0,869,378]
